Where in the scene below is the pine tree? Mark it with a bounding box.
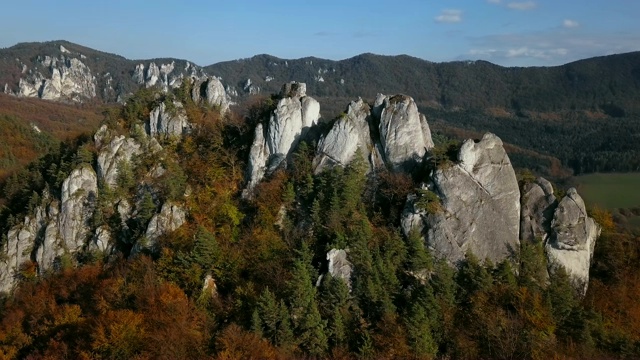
[405,300,438,359]
[405,228,433,273]
[518,240,548,291]
[257,288,279,344]
[288,242,328,356]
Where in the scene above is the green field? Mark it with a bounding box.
[575,173,640,209]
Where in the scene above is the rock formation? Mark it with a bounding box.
[546,188,600,294]
[0,121,190,293]
[327,249,352,290]
[96,133,142,188]
[17,55,96,102]
[131,202,186,255]
[191,76,231,113]
[313,98,382,173]
[148,101,191,137]
[0,165,97,293]
[520,177,557,243]
[244,82,320,194]
[312,93,433,174]
[373,94,434,171]
[402,133,521,264]
[58,165,98,252]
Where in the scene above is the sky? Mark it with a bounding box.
[1,0,639,67]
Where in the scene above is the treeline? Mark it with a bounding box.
[0,88,639,359]
[209,51,640,115]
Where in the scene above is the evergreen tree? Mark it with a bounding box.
[287,242,328,356]
[456,253,492,303]
[405,300,438,359]
[518,241,548,291]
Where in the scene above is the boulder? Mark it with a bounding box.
[546,188,601,295]
[327,249,352,290]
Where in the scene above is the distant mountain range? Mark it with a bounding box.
[1,40,639,177]
[2,40,640,116]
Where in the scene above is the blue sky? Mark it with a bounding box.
[1,0,638,67]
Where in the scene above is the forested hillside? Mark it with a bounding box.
[207,51,640,114]
[0,83,638,359]
[0,94,102,180]
[2,41,640,176]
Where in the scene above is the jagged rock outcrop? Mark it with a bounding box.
[58,165,98,252]
[133,61,203,92]
[402,133,520,264]
[244,82,320,195]
[0,166,97,293]
[243,78,260,94]
[520,177,557,243]
[96,131,142,188]
[132,202,186,254]
[546,188,601,294]
[313,98,382,173]
[191,76,231,113]
[0,206,48,293]
[373,94,434,171]
[327,249,352,290]
[17,55,96,102]
[148,101,191,137]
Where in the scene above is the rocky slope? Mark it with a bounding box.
[242,82,601,294]
[0,81,602,296]
[0,97,195,293]
[0,41,212,103]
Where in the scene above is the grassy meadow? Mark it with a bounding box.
[575,173,640,209]
[575,172,640,231]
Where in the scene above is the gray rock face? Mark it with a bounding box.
[132,202,186,254]
[59,165,98,252]
[191,77,231,113]
[132,61,204,93]
[0,206,48,293]
[327,249,352,290]
[243,78,260,95]
[245,124,269,193]
[91,226,112,253]
[402,133,520,264]
[520,177,557,243]
[313,98,382,173]
[373,94,434,171]
[96,134,142,188]
[244,82,320,195]
[17,55,96,102]
[546,188,601,295]
[148,101,191,137]
[0,166,98,293]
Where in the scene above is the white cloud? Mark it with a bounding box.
[563,19,580,28]
[464,30,640,66]
[435,9,462,23]
[507,1,537,10]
